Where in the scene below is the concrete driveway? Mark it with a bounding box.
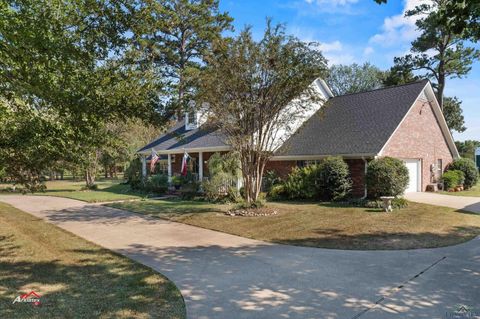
[405,192,480,213]
[1,195,479,319]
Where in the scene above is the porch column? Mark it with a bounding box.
[167,153,172,183]
[141,155,147,178]
[198,152,203,182]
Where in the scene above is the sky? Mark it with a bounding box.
[219,0,480,142]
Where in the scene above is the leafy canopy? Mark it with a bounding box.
[199,20,327,204]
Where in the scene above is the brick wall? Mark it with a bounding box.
[345,159,366,197]
[265,160,297,178]
[381,99,454,190]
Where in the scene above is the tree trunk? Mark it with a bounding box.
[85,169,96,188]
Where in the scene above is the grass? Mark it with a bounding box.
[0,179,146,203]
[0,201,185,319]
[442,181,480,197]
[110,199,480,250]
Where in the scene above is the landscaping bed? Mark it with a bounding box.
[110,199,480,250]
[0,202,185,319]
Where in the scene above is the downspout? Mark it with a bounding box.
[362,157,368,199]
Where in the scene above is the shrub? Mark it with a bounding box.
[366,157,409,198]
[125,158,143,190]
[282,157,352,201]
[442,170,465,190]
[203,152,241,202]
[392,197,409,209]
[283,166,315,199]
[235,198,265,209]
[179,181,200,200]
[203,173,238,203]
[267,184,287,200]
[145,174,169,194]
[263,170,282,192]
[316,156,352,201]
[447,158,478,189]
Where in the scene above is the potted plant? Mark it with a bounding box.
[171,175,183,190]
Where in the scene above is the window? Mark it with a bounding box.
[436,159,443,180]
[296,160,319,168]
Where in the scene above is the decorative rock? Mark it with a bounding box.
[225,208,278,217]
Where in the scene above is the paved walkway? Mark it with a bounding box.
[1,195,479,319]
[405,192,480,213]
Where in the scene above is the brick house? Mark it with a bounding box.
[137,79,459,197]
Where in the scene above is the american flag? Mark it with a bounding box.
[150,148,159,172]
[181,151,190,176]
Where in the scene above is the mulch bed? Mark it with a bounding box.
[225,207,278,217]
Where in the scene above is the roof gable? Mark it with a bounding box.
[137,119,229,154]
[275,80,430,157]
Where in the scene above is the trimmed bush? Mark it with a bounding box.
[442,170,465,190]
[366,157,409,198]
[316,156,352,201]
[447,158,478,189]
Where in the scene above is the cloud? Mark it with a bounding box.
[369,0,425,47]
[363,46,374,55]
[317,40,356,65]
[296,0,360,14]
[319,40,343,52]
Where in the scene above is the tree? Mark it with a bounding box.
[326,63,384,96]
[382,63,420,87]
[443,96,466,133]
[199,22,327,204]
[392,0,480,109]
[0,96,70,192]
[375,0,480,41]
[455,140,480,160]
[133,0,233,116]
[0,0,166,188]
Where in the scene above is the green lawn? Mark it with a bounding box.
[0,202,185,319]
[110,199,480,250]
[442,181,480,197]
[1,179,146,203]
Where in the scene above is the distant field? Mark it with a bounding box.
[0,179,146,203]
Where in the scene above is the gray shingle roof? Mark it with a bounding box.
[276,79,429,157]
[138,120,229,153]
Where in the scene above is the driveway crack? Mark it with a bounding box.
[350,256,447,319]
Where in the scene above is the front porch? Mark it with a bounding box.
[141,151,217,183]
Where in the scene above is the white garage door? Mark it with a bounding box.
[403,159,420,193]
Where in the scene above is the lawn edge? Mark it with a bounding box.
[106,200,480,252]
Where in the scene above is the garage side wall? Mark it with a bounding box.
[381,99,454,191]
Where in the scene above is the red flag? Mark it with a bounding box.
[150,149,159,172]
[181,151,189,176]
